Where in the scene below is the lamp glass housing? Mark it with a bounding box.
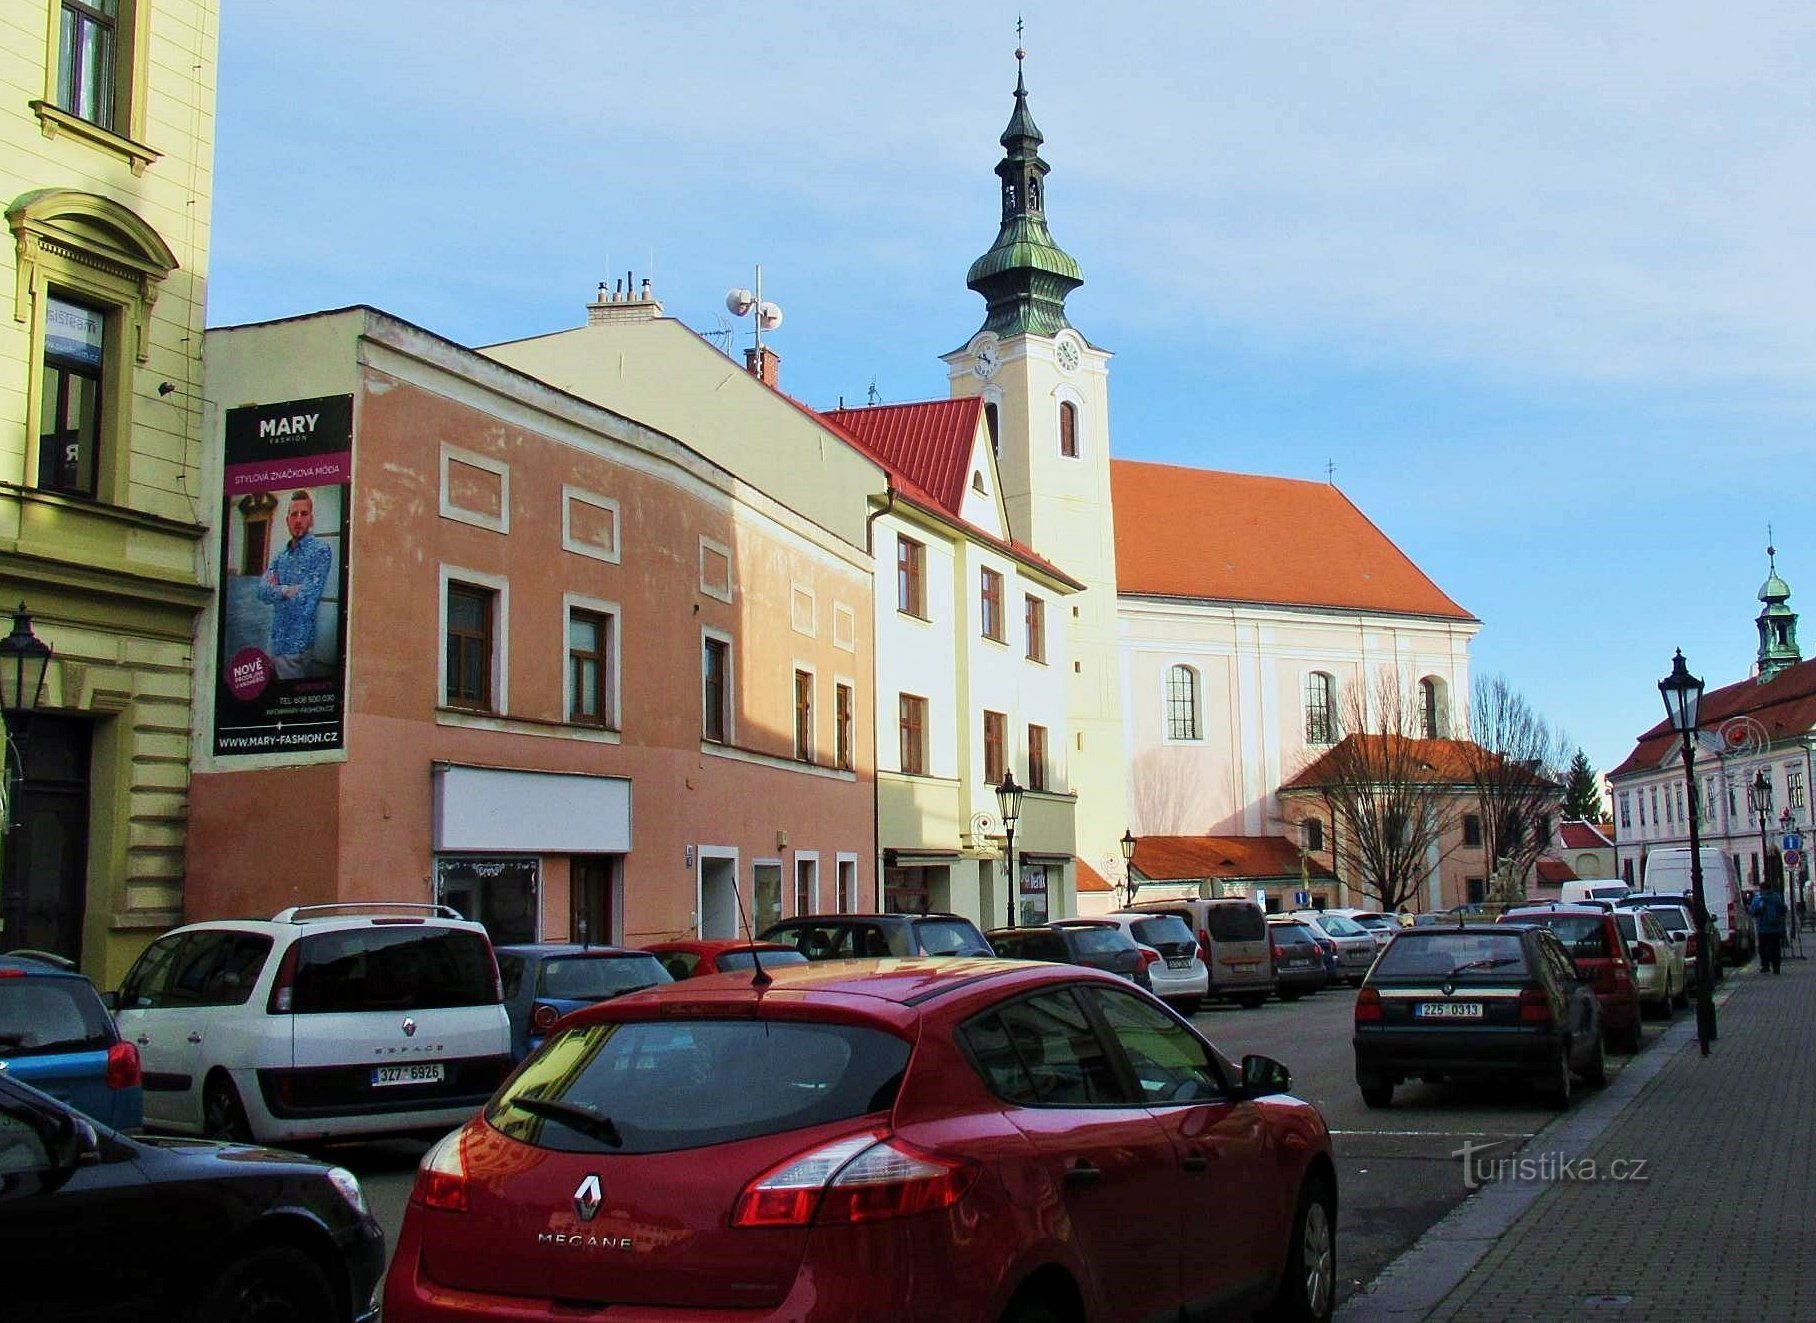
[994,771,1024,829]
[1119,829,1137,861]
[0,605,51,717]
[1657,649,1703,735]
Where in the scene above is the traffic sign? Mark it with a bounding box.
[1294,890,1310,907]
[1783,833,1803,853]
[1785,848,1803,870]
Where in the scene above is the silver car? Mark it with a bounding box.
[1097,912,1210,1015]
[1291,910,1379,985]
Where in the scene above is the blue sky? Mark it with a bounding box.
[209,2,1816,776]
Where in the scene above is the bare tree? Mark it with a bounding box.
[1285,669,1470,913]
[1129,746,1213,836]
[1463,674,1568,901]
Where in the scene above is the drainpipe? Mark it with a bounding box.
[865,483,897,912]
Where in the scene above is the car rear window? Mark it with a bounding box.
[914,918,991,955]
[713,948,808,973]
[1269,923,1315,948]
[540,955,669,1000]
[1373,932,1531,980]
[0,979,114,1056]
[488,1019,910,1153]
[1065,926,1132,957]
[1525,916,1612,958]
[1204,904,1266,942]
[1643,907,1690,933]
[1129,915,1194,950]
[1316,914,1368,938]
[291,927,499,1013]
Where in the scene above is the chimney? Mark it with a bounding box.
[586,272,663,326]
[744,344,781,389]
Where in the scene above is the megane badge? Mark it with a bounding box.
[402,1017,417,1037]
[574,1174,603,1222]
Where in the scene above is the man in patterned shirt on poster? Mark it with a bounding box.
[257,489,333,679]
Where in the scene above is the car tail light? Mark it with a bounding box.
[1519,988,1553,1024]
[413,1129,470,1213]
[530,1001,561,1033]
[104,1040,141,1090]
[0,969,23,978]
[1270,943,1285,962]
[1198,928,1212,963]
[1633,941,1656,965]
[731,1130,976,1228]
[1136,946,1159,974]
[1728,902,1738,933]
[266,943,301,1014]
[1354,986,1382,1023]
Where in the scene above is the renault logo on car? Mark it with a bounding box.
[574,1174,603,1222]
[402,1017,417,1037]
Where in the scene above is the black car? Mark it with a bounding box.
[1265,918,1332,1001]
[0,1069,385,1320]
[759,912,993,959]
[1352,923,1606,1110]
[987,920,1149,987]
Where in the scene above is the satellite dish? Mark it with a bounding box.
[758,301,783,331]
[726,288,756,317]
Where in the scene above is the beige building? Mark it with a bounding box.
[1,1,217,980]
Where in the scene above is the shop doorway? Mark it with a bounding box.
[698,852,738,939]
[1,715,92,962]
[570,856,616,945]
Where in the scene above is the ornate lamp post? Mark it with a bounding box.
[0,604,53,951]
[1658,649,1716,1054]
[1751,768,1775,892]
[994,771,1024,929]
[1119,829,1138,908]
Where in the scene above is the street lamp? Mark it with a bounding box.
[1658,649,1716,1055]
[1119,829,1138,908]
[0,604,52,954]
[994,771,1024,929]
[1751,768,1775,892]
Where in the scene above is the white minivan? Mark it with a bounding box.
[1640,847,1757,967]
[1560,880,1630,907]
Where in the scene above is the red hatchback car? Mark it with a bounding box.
[384,958,1338,1322]
[642,938,809,981]
[1498,905,1643,1053]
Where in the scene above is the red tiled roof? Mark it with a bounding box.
[1111,460,1474,620]
[1075,857,1114,893]
[1558,820,1614,850]
[1282,736,1508,790]
[820,400,1082,590]
[1130,835,1334,882]
[1610,656,1816,777]
[823,400,981,515]
[1535,858,1579,884]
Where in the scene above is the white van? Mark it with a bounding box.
[1641,848,1757,966]
[1560,880,1630,907]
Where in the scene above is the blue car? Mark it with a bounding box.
[0,953,143,1129]
[494,944,672,1061]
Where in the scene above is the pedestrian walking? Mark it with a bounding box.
[1751,883,1790,974]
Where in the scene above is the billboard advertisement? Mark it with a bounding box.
[212,394,353,756]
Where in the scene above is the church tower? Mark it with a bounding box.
[1757,543,1801,681]
[942,47,1129,883]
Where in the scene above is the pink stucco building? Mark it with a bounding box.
[188,307,875,945]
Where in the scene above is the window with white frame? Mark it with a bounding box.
[836,857,858,911]
[1305,672,1336,745]
[566,603,617,727]
[1165,665,1200,741]
[702,633,732,744]
[1619,792,1631,829]
[793,856,818,916]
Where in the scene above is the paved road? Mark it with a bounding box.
[334,976,1684,1301]
[1190,982,1675,1308]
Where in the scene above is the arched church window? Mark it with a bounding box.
[1059,400,1079,458]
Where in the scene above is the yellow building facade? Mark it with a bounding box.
[1,0,218,982]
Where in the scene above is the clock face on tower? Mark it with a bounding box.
[972,339,999,380]
[1055,335,1081,373]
